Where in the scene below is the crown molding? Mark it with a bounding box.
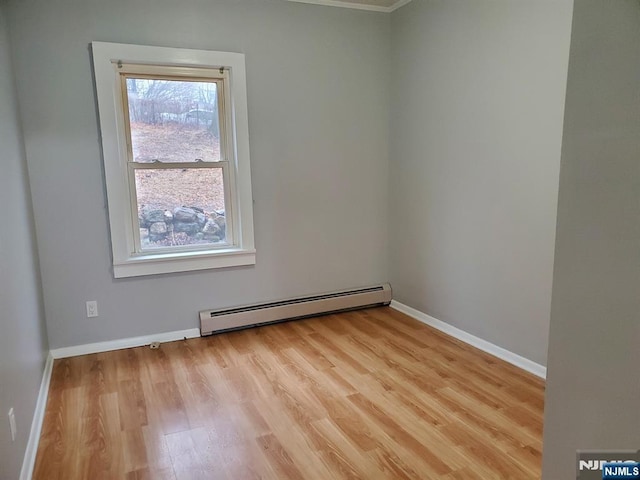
[388,0,414,12]
[287,0,413,13]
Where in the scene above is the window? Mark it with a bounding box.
[91,42,255,278]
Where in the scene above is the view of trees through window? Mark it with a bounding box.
[126,78,221,162]
[125,77,228,250]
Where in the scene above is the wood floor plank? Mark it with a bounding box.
[305,330,371,375]
[347,392,454,476]
[141,426,173,471]
[122,428,149,473]
[34,307,544,479]
[255,433,306,480]
[307,418,377,479]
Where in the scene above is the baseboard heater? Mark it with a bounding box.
[199,283,392,336]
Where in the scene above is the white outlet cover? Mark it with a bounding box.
[86,301,98,318]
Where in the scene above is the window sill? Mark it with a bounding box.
[113,248,256,278]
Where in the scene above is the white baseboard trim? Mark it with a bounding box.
[50,328,201,359]
[390,300,547,379]
[20,352,54,480]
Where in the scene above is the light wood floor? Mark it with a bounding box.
[34,307,545,479]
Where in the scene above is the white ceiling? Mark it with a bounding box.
[287,0,413,13]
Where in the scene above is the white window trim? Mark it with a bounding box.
[91,42,255,278]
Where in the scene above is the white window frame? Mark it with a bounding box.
[91,42,255,278]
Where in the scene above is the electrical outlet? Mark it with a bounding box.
[86,300,98,318]
[8,408,16,442]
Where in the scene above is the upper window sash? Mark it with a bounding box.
[116,64,230,165]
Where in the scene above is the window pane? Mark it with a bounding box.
[135,168,228,250]
[125,78,220,162]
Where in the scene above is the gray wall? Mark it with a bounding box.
[4,0,390,349]
[389,0,573,365]
[0,5,49,479]
[542,0,640,477]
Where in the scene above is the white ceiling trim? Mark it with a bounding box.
[388,0,413,12]
[287,0,413,13]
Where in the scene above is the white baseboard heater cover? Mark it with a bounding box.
[200,283,392,336]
